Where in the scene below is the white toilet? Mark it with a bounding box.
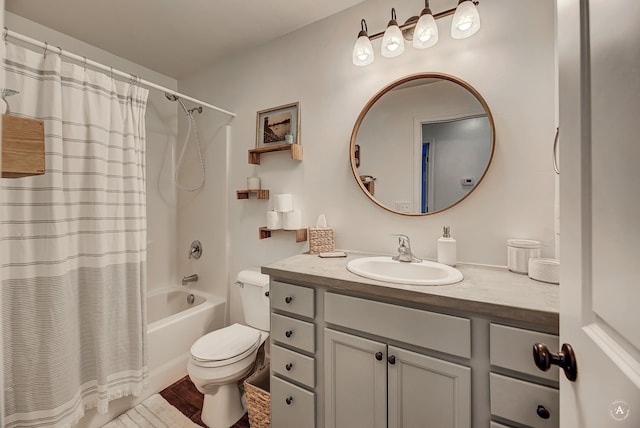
[187,269,270,428]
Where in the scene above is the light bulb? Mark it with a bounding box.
[451,0,481,39]
[413,9,438,49]
[352,19,374,66]
[381,9,405,58]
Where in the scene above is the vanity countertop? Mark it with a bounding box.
[262,252,559,330]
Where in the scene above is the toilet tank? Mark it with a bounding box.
[236,269,270,331]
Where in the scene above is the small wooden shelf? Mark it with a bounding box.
[236,189,270,199]
[2,114,46,178]
[248,144,303,165]
[259,227,307,243]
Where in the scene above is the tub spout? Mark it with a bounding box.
[182,274,198,286]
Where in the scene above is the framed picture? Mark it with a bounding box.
[256,102,300,148]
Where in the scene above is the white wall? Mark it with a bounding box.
[178,0,557,323]
[4,12,180,295]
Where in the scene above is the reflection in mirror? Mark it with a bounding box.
[350,73,494,216]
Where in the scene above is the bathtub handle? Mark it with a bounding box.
[285,396,293,405]
[285,330,293,338]
[285,363,293,371]
[285,296,293,304]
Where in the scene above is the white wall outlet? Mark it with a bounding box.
[395,201,412,213]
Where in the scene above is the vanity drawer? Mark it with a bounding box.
[271,313,315,353]
[271,344,315,388]
[324,292,470,358]
[271,281,315,319]
[271,375,315,428]
[490,373,559,428]
[490,422,512,428]
[490,323,559,381]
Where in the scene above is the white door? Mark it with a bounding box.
[558,0,640,426]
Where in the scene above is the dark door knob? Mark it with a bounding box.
[285,363,293,371]
[533,342,577,381]
[285,396,293,405]
[285,330,293,338]
[285,296,293,304]
[375,351,383,361]
[537,405,551,419]
[388,355,396,365]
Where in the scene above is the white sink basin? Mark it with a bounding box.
[346,256,463,286]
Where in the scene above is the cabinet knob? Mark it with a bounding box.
[285,296,293,304]
[388,355,396,365]
[285,330,293,338]
[264,291,270,297]
[375,351,383,361]
[533,342,578,382]
[285,396,293,405]
[536,405,551,419]
[285,363,293,371]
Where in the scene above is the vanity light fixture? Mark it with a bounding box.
[352,19,374,66]
[381,8,405,58]
[352,0,480,66]
[451,0,481,39]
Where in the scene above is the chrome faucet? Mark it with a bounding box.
[391,234,422,263]
[182,274,198,286]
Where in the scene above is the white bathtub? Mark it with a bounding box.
[146,288,226,391]
[77,288,226,428]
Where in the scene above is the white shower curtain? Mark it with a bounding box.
[1,44,148,427]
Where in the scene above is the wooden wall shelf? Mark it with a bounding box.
[236,189,270,199]
[2,114,46,178]
[259,227,307,243]
[248,144,302,165]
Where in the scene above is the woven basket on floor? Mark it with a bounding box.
[244,363,270,428]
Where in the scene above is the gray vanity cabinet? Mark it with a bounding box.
[324,293,472,428]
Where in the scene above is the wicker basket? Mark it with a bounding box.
[308,227,335,254]
[244,363,270,428]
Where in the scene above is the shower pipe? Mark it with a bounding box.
[4,28,236,118]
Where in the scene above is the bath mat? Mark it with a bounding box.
[102,394,201,428]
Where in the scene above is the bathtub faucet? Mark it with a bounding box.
[182,274,198,286]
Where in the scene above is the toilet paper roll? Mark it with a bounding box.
[273,194,294,212]
[283,210,302,230]
[266,211,282,230]
[247,176,260,190]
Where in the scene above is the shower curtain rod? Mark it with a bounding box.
[4,28,236,118]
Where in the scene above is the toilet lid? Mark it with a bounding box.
[190,323,261,363]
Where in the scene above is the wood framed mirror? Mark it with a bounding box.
[350,73,495,216]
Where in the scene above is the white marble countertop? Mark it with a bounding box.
[262,251,559,330]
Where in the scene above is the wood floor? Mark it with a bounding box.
[160,376,250,428]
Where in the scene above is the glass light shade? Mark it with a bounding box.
[413,13,439,49]
[353,35,374,66]
[381,24,405,58]
[451,1,481,39]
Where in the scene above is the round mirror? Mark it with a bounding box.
[350,73,495,216]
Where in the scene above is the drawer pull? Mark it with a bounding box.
[388,355,396,365]
[536,405,551,419]
[533,342,578,381]
[375,351,383,361]
[285,396,293,405]
[285,330,293,338]
[265,291,270,297]
[285,363,293,371]
[285,296,293,304]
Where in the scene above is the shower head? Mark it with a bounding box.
[164,93,180,102]
[164,93,202,116]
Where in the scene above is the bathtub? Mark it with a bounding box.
[77,288,226,428]
[146,288,226,393]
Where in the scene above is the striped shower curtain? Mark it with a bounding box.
[1,43,148,427]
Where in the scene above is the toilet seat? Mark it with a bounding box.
[190,323,261,368]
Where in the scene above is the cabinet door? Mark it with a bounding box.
[387,346,471,428]
[324,329,387,428]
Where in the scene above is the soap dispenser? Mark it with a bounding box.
[437,226,457,266]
